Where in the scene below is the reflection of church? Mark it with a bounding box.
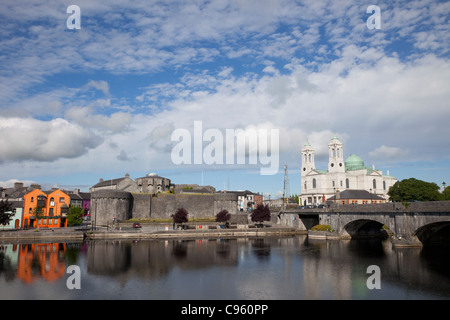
[300,135,397,206]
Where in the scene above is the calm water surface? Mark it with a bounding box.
[1,236,449,300]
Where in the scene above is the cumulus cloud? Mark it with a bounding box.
[0,117,103,163]
[65,107,132,133]
[0,0,449,190]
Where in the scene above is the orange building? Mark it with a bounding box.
[22,189,70,228]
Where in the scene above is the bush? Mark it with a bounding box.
[172,207,188,224]
[251,204,271,223]
[216,209,231,223]
[311,224,333,232]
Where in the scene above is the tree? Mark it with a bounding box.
[172,207,188,228]
[68,206,84,226]
[215,209,231,223]
[251,204,271,226]
[388,178,441,202]
[0,200,14,226]
[216,209,231,228]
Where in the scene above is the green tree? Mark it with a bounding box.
[68,206,84,226]
[32,205,44,220]
[0,200,14,226]
[388,178,441,202]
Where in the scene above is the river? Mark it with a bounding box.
[0,236,449,300]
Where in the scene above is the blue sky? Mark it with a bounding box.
[0,0,449,198]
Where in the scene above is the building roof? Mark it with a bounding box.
[327,189,385,201]
[92,177,126,188]
[136,173,169,180]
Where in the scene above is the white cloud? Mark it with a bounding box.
[369,145,409,160]
[0,117,103,163]
[65,107,132,133]
[86,80,110,96]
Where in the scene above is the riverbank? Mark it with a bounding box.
[0,225,423,247]
[0,224,306,242]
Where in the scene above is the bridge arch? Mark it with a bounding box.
[342,219,390,239]
[414,221,450,246]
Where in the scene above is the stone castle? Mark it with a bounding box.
[90,173,246,225]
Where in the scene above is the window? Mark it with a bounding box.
[50,197,55,206]
[383,181,386,190]
[60,197,65,203]
[346,178,350,188]
[49,208,54,216]
[373,179,377,189]
[31,197,34,202]
[312,178,316,189]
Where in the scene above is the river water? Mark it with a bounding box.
[0,236,449,300]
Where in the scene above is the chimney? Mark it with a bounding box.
[14,182,24,190]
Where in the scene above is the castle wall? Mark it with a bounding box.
[131,193,239,220]
[91,190,239,224]
[91,190,133,225]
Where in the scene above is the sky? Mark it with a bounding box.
[0,0,449,199]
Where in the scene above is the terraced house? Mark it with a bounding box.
[22,189,70,228]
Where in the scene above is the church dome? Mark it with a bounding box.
[345,154,365,171]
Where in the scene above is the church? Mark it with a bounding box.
[300,134,397,206]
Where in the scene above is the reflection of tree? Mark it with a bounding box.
[251,239,271,260]
[0,247,15,282]
[216,239,230,259]
[172,241,188,260]
[66,243,82,265]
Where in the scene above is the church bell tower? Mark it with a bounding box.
[301,139,315,176]
[328,134,345,173]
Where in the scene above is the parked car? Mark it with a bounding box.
[133,222,142,228]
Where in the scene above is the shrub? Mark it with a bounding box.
[311,224,333,232]
[215,209,231,223]
[251,204,271,223]
[172,207,188,224]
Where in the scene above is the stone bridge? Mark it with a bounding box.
[278,201,450,246]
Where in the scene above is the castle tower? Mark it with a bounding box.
[301,139,315,176]
[328,134,345,173]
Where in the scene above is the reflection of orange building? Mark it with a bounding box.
[22,189,70,228]
[17,243,66,283]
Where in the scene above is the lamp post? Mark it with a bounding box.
[443,182,447,200]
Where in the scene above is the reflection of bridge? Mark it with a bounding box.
[278,201,450,246]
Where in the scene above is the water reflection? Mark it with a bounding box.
[1,237,450,299]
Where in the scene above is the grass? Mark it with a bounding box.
[311,224,334,232]
[125,217,216,224]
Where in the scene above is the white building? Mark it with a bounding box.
[300,135,397,206]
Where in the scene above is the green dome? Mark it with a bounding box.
[345,154,365,171]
